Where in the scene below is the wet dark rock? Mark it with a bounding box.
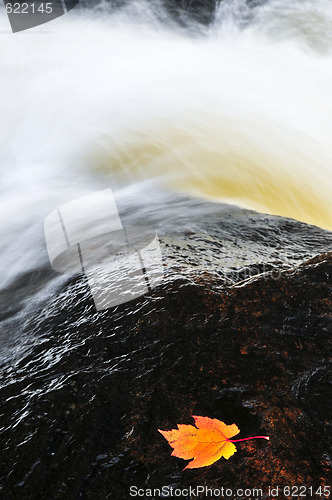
[161,0,217,25]
[84,0,218,25]
[0,207,331,499]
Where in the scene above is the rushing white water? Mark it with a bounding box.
[1,0,332,288]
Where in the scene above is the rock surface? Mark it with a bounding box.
[162,0,217,25]
[0,209,331,499]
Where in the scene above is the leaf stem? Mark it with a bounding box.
[229,436,269,443]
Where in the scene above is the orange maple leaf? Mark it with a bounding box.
[158,415,269,469]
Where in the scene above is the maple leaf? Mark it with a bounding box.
[158,415,269,469]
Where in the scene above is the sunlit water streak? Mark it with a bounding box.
[0,0,332,292]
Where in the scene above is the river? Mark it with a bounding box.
[0,0,331,498]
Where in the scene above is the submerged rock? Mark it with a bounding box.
[162,0,217,25]
[87,0,218,25]
[0,199,331,499]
